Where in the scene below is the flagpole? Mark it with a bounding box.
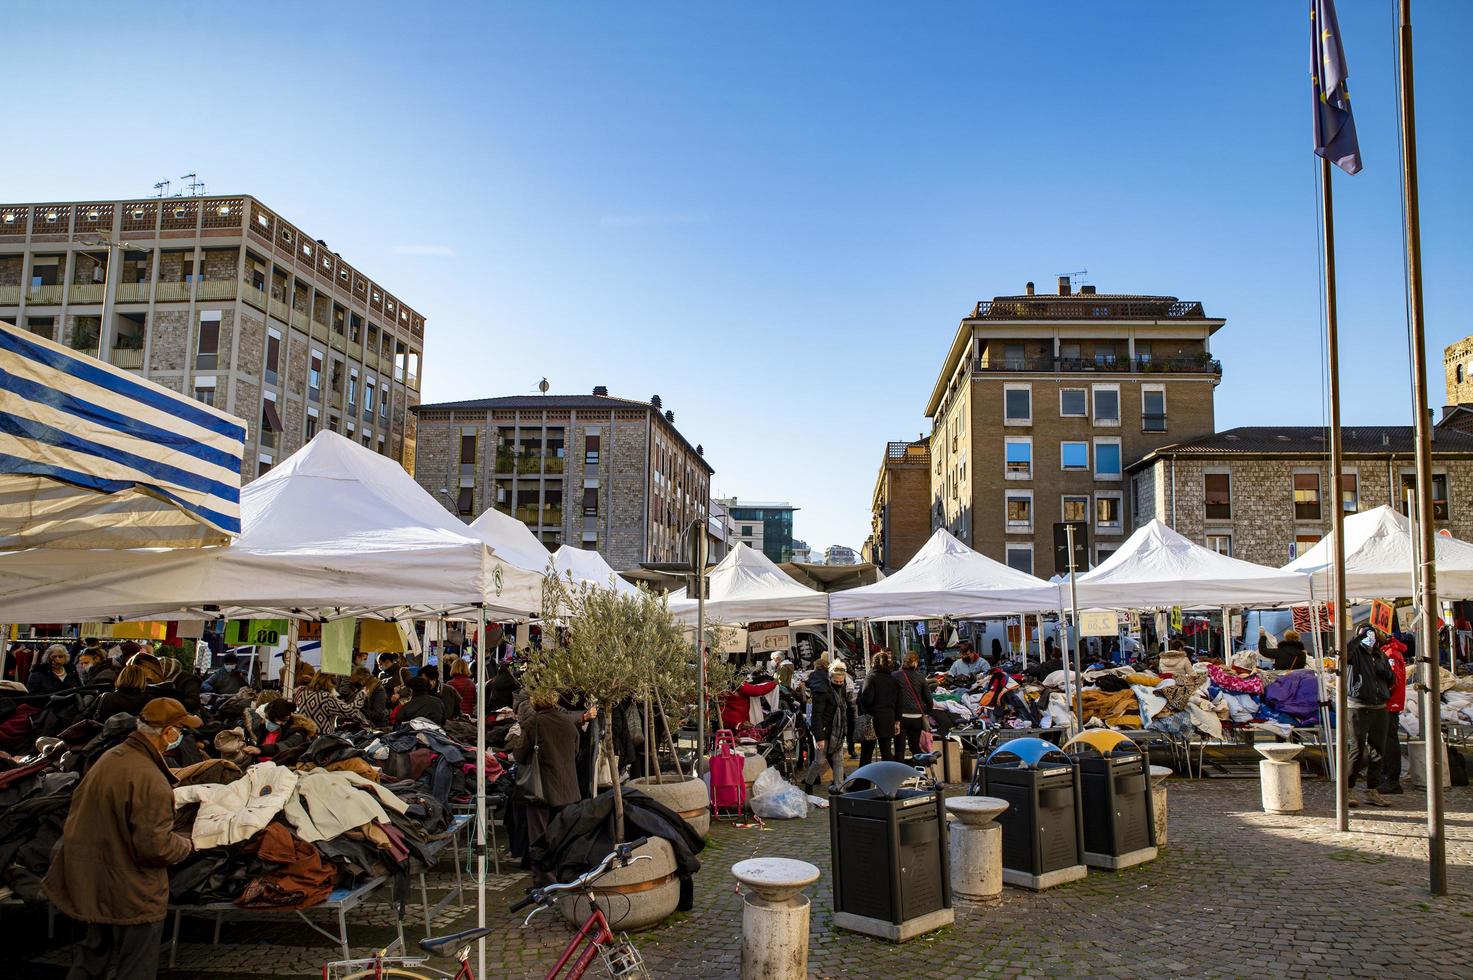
[1318,153,1351,832]
[1393,0,1445,897]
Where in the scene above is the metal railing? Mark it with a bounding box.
[69,283,104,304]
[26,284,63,305]
[115,283,149,303]
[976,354,1221,375]
[0,286,20,304]
[109,347,144,369]
[197,280,236,300]
[972,298,1208,320]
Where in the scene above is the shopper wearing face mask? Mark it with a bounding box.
[1345,627,1396,808]
[44,698,198,979]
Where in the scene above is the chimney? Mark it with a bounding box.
[651,394,662,409]
[592,385,608,396]
[1025,281,1035,296]
[665,409,675,424]
[1057,275,1071,296]
[1080,284,1096,295]
[696,444,704,456]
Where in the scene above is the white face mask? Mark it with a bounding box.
[165,728,184,750]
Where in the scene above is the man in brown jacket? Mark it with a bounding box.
[44,697,199,979]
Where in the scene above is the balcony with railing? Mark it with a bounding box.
[27,284,64,305]
[975,346,1220,377]
[0,286,20,305]
[495,449,517,474]
[514,504,541,525]
[69,283,104,304]
[155,281,192,303]
[109,346,144,369]
[242,281,267,310]
[115,282,150,303]
[971,296,1210,320]
[198,279,236,301]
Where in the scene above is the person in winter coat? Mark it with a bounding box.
[489,661,519,712]
[26,644,77,697]
[858,650,901,766]
[202,654,247,696]
[392,676,449,727]
[445,657,477,716]
[895,651,934,765]
[417,665,462,721]
[251,699,318,765]
[1271,630,1309,671]
[93,665,152,723]
[348,669,390,727]
[1345,628,1395,808]
[152,658,203,715]
[43,698,198,979]
[802,660,851,795]
[77,648,118,688]
[294,671,370,733]
[1378,635,1409,795]
[513,689,597,885]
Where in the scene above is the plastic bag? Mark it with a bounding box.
[749,768,809,819]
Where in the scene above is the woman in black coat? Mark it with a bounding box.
[858,651,901,765]
[894,651,934,765]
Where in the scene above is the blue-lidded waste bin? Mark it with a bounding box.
[978,738,1086,890]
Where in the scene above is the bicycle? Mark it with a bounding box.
[321,839,653,980]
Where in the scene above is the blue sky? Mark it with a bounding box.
[6,1,1471,553]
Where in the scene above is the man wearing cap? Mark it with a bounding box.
[44,698,199,979]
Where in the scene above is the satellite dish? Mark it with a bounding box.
[538,377,550,394]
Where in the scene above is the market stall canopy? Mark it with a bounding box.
[468,506,552,575]
[1283,504,1473,600]
[668,542,829,625]
[0,318,246,549]
[0,432,543,622]
[1072,519,1312,610]
[779,560,880,593]
[552,544,641,595]
[829,528,1061,619]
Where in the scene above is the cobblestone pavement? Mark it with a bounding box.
[12,776,1473,978]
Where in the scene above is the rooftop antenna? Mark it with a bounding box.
[537,377,550,394]
[1058,268,1089,286]
[153,179,171,198]
[181,173,205,196]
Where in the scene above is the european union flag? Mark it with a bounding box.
[1312,0,1362,174]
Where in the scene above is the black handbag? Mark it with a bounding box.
[515,743,545,803]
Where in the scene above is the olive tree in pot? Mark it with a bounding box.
[521,570,728,929]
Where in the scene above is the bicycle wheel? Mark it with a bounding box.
[331,968,439,980]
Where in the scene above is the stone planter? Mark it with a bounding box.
[629,775,711,838]
[556,835,681,932]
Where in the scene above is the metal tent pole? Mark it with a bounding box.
[475,605,488,979]
[1065,525,1085,725]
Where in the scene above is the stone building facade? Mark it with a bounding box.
[0,196,426,478]
[1128,425,1473,567]
[926,276,1223,578]
[412,389,712,571]
[868,438,932,572]
[1443,335,1473,407]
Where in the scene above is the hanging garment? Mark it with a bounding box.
[174,762,299,848]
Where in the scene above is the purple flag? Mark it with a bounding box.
[1312,0,1362,174]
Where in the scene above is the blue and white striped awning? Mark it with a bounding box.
[0,318,246,548]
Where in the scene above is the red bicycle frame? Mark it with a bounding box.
[544,903,614,980]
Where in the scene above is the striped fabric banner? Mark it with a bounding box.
[0,318,246,548]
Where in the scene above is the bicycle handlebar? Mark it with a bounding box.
[509,892,538,913]
[512,838,656,913]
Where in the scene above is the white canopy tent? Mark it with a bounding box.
[1283,504,1473,600]
[829,528,1061,620]
[668,542,829,625]
[1071,519,1312,610]
[0,432,544,623]
[552,544,641,595]
[468,506,553,576]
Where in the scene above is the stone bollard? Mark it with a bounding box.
[1407,741,1452,790]
[944,796,1009,900]
[732,858,819,980]
[1255,744,1305,814]
[1148,765,1171,846]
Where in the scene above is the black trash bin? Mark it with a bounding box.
[978,738,1087,890]
[1067,731,1159,870]
[829,760,953,941]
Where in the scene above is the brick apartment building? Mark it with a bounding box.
[926,276,1222,578]
[866,438,932,572]
[0,196,426,477]
[1129,425,1473,567]
[412,389,712,571]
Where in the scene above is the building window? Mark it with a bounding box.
[1062,494,1090,523]
[260,395,282,441]
[309,350,322,401]
[1005,544,1033,576]
[192,376,216,407]
[1061,441,1088,471]
[1003,384,1031,425]
[1142,386,1166,432]
[460,432,477,465]
[1205,472,1232,520]
[195,310,220,369]
[363,380,375,416]
[585,430,601,465]
[1341,472,1359,513]
[1293,534,1320,559]
[1293,472,1322,521]
[742,525,753,537]
[258,454,273,478]
[1206,533,1233,557]
[583,486,599,516]
[1005,437,1032,479]
[306,408,318,439]
[1093,438,1121,480]
[1095,544,1118,567]
[264,329,281,387]
[1060,388,1087,418]
[1400,472,1450,521]
[1006,490,1033,531]
[456,486,474,516]
[1095,492,1122,531]
[1092,384,1120,426]
[347,370,358,408]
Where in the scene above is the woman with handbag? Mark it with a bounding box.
[895,652,933,765]
[858,651,900,766]
[513,689,598,885]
